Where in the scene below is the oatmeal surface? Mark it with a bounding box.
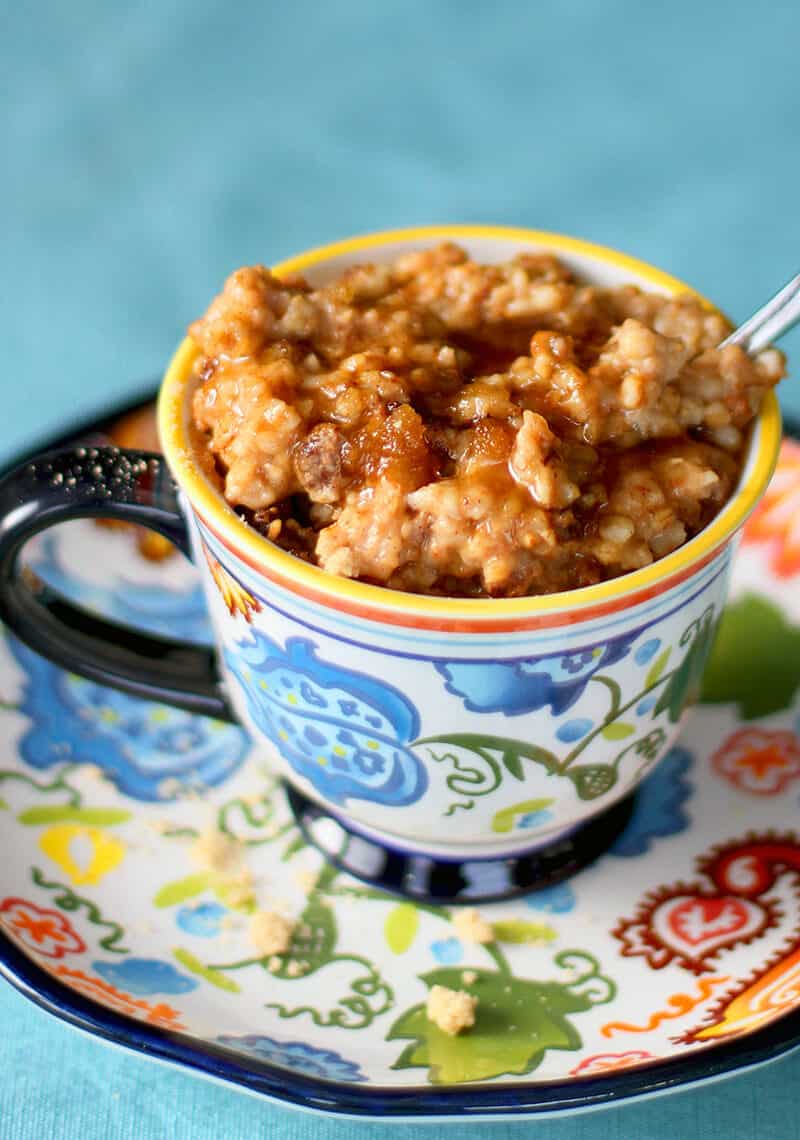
[188,245,784,597]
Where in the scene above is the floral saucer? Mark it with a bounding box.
[3,407,800,1120]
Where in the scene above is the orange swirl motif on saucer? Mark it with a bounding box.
[689,948,800,1042]
[743,438,800,577]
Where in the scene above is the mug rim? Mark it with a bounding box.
[157,224,782,625]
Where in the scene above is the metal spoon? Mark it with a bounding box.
[720,272,800,353]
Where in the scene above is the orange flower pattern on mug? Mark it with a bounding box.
[743,438,800,577]
[203,545,262,622]
[570,1051,656,1076]
[0,897,86,959]
[711,728,800,796]
[54,966,186,1030]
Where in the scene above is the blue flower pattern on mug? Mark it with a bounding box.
[216,1035,366,1083]
[225,632,427,808]
[8,637,250,801]
[517,807,554,829]
[435,630,638,717]
[556,718,594,743]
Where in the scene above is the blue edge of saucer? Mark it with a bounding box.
[1,389,798,1121]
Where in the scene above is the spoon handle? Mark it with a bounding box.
[721,272,800,354]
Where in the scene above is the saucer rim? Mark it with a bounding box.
[2,390,799,1120]
[3,930,800,1121]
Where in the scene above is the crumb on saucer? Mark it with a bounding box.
[453,907,494,945]
[224,882,256,910]
[146,818,187,837]
[157,777,185,801]
[293,869,319,894]
[81,764,108,783]
[426,985,477,1035]
[250,910,295,956]
[190,827,242,873]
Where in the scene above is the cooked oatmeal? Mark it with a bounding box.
[249,910,296,957]
[188,244,785,598]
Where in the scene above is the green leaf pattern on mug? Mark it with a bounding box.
[418,607,716,812]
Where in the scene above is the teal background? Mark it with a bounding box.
[3,0,800,1136]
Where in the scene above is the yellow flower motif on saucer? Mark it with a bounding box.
[203,545,262,622]
[39,824,126,885]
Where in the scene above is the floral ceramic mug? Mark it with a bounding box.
[0,226,782,882]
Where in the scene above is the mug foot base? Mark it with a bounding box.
[285,786,635,903]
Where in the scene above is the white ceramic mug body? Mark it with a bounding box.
[159,227,781,859]
[193,516,732,856]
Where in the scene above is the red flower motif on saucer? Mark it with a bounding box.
[711,728,800,796]
[570,1051,656,1076]
[614,888,776,974]
[743,439,800,577]
[0,897,86,959]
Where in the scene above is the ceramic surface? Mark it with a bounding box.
[195,511,732,856]
[2,435,800,1118]
[158,225,781,854]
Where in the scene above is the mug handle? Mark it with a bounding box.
[0,444,234,721]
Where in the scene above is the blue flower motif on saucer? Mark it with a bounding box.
[92,958,198,996]
[8,637,250,801]
[177,902,228,937]
[29,533,211,643]
[610,746,693,857]
[225,633,427,808]
[430,937,463,964]
[217,1035,366,1083]
[525,882,576,914]
[436,631,637,717]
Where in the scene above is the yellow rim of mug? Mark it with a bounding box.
[158,224,782,620]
